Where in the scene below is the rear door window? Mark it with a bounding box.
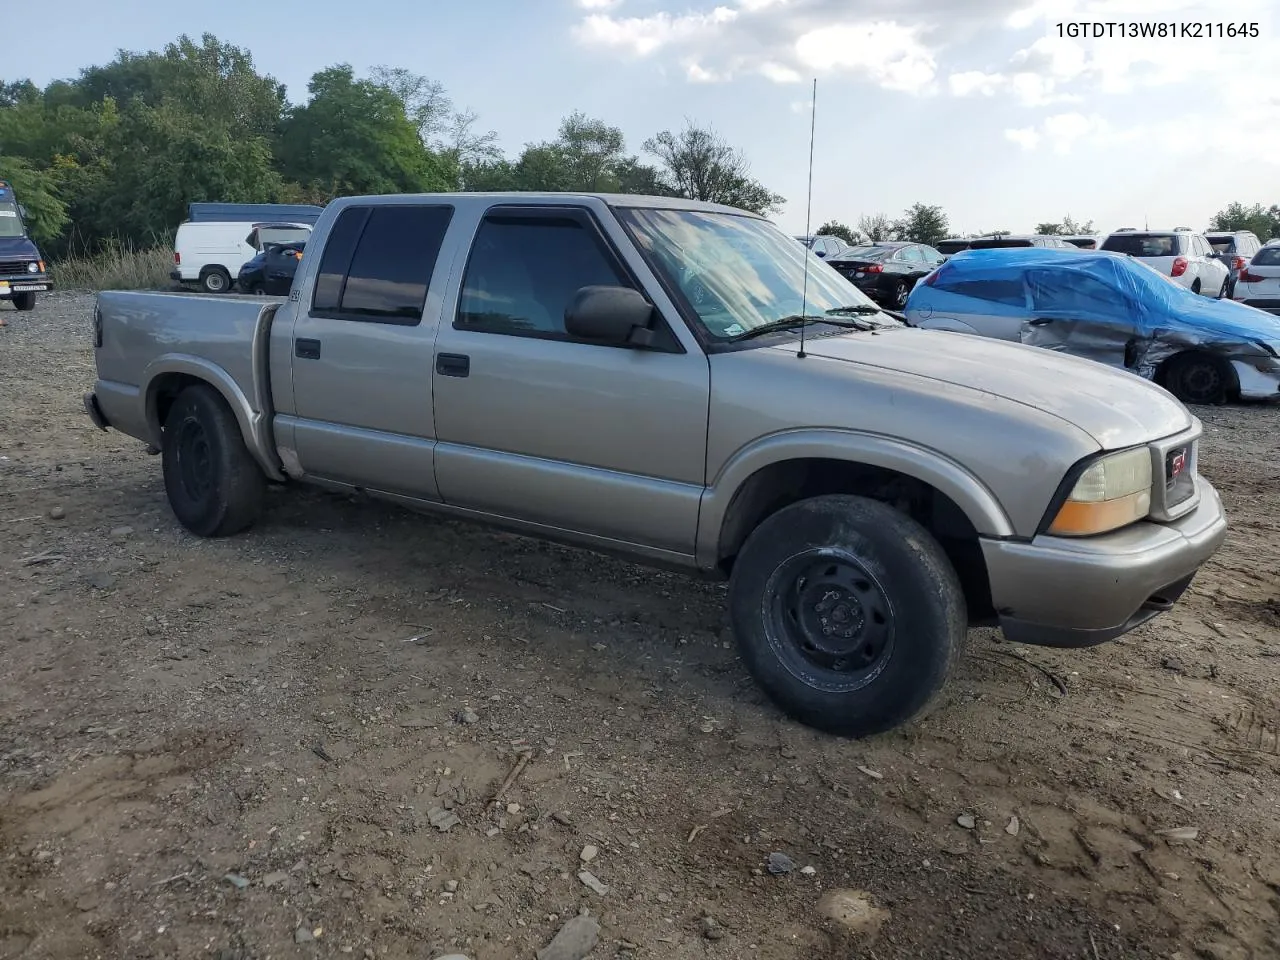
[311,204,454,325]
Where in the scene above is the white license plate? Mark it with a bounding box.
[9,284,48,292]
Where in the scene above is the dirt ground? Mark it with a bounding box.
[2,291,1279,960]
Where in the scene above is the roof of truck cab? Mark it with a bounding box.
[324,192,763,218]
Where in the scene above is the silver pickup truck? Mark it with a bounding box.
[84,192,1228,737]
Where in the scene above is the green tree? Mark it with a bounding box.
[278,65,451,197]
[1035,215,1094,235]
[1034,222,1062,235]
[1208,201,1279,240]
[75,34,286,140]
[100,101,283,241]
[892,203,949,246]
[816,220,860,245]
[857,213,893,242]
[643,121,784,215]
[0,156,68,243]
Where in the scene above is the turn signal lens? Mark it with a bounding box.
[1048,448,1152,536]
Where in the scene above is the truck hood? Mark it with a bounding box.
[0,235,41,259]
[770,326,1192,449]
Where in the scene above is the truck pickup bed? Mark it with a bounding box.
[85,191,1228,738]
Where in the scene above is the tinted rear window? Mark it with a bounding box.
[1253,247,1280,266]
[969,237,1033,249]
[1207,237,1233,254]
[1102,233,1180,256]
[936,240,970,255]
[1063,237,1096,248]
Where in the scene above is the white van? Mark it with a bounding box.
[172,221,312,293]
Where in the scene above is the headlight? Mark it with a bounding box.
[1048,447,1152,536]
[27,261,39,273]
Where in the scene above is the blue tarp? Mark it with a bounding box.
[926,247,1280,344]
[910,247,1280,397]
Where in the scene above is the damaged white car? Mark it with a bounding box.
[904,247,1280,405]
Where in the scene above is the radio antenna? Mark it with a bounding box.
[798,76,817,360]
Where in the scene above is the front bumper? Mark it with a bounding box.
[0,274,53,296]
[981,478,1227,647]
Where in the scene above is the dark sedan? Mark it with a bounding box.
[825,241,946,309]
[237,241,305,296]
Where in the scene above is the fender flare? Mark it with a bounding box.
[141,354,285,482]
[695,429,1014,569]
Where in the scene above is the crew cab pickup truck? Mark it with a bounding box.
[84,192,1229,737]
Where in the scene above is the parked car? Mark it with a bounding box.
[172,220,311,294]
[1099,229,1230,298]
[826,241,946,308]
[970,234,1077,250]
[237,241,305,296]
[1231,242,1280,315]
[1205,230,1264,297]
[85,191,1227,738]
[794,234,849,259]
[905,247,1280,404]
[0,177,54,313]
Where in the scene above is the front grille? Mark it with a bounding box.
[0,259,34,275]
[1147,429,1201,522]
[1164,443,1195,507]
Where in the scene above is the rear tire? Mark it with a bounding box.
[200,268,231,294]
[1217,279,1228,299]
[161,384,265,537]
[1190,278,1202,295]
[728,494,966,738]
[1163,352,1231,405]
[12,292,36,311]
[891,280,909,309]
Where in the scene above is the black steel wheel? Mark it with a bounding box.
[161,384,266,537]
[1164,352,1231,405]
[728,494,966,737]
[764,550,895,693]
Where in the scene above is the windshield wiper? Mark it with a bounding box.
[825,304,883,315]
[727,314,879,342]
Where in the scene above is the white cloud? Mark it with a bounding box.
[759,61,803,84]
[571,1,947,95]
[571,7,739,57]
[794,22,936,93]
[1004,126,1041,150]
[576,0,621,8]
[949,70,1004,96]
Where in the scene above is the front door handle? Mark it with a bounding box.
[296,338,322,359]
[1028,317,1055,326]
[436,353,470,377]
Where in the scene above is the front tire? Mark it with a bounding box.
[728,494,966,738]
[12,292,36,311]
[161,384,265,537]
[1163,352,1231,405]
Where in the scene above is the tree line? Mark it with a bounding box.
[0,33,784,256]
[818,204,1280,249]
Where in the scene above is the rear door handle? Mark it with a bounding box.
[295,338,322,360]
[436,353,470,377]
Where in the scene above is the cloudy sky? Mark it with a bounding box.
[7,0,1277,236]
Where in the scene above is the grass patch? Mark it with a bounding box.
[51,244,173,291]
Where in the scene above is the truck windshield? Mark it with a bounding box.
[0,200,25,239]
[616,207,896,341]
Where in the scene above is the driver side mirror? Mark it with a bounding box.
[815,249,827,258]
[18,204,28,219]
[564,285,656,347]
